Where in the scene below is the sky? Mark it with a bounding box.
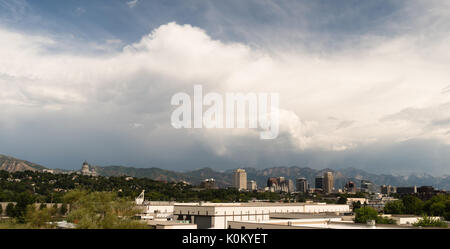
[1,0,450,175]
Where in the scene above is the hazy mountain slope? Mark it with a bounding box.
[184,168,232,187]
[92,165,190,183]
[0,154,47,172]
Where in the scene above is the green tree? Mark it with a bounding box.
[354,206,378,223]
[430,202,446,217]
[6,203,15,217]
[423,194,449,218]
[65,190,148,229]
[376,216,396,224]
[402,196,424,215]
[444,201,450,221]
[0,204,3,216]
[384,200,404,214]
[60,204,68,216]
[352,201,362,211]
[39,203,46,210]
[14,192,36,222]
[355,206,396,224]
[63,188,89,212]
[25,205,55,229]
[296,195,306,202]
[337,196,347,204]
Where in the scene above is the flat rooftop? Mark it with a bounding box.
[146,220,195,226]
[270,213,343,219]
[174,202,343,207]
[230,220,416,229]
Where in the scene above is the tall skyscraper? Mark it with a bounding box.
[247,180,257,191]
[345,181,356,193]
[315,176,323,189]
[381,185,397,195]
[323,172,334,194]
[285,179,294,193]
[233,168,247,190]
[267,177,294,193]
[296,178,308,193]
[361,180,378,193]
[267,177,278,188]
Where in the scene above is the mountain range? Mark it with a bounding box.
[0,154,46,172]
[1,154,449,190]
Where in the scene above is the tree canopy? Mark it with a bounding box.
[65,190,148,229]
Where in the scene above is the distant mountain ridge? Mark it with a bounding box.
[0,154,448,190]
[92,165,189,183]
[93,165,450,191]
[0,154,47,172]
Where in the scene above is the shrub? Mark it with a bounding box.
[413,215,448,228]
[376,216,396,224]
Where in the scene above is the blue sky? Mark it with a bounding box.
[1,0,407,50]
[1,0,450,176]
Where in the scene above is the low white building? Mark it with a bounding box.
[137,202,175,220]
[137,201,200,220]
[173,202,350,229]
[382,215,443,225]
[147,220,198,229]
[346,198,368,206]
[227,213,416,229]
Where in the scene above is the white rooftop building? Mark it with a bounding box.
[173,202,351,229]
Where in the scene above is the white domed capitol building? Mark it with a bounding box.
[80,161,98,177]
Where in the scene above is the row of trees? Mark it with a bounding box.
[353,194,450,227]
[384,195,450,220]
[1,189,148,229]
[0,192,68,223]
[0,170,286,204]
[0,170,378,206]
[354,206,448,227]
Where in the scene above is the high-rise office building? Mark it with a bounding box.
[267,177,294,193]
[345,181,356,193]
[315,176,323,190]
[381,185,396,195]
[285,179,294,193]
[397,186,417,194]
[267,177,278,188]
[233,168,247,190]
[247,180,257,191]
[323,172,334,194]
[296,178,308,193]
[361,180,378,193]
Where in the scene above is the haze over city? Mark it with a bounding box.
[1,0,450,176]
